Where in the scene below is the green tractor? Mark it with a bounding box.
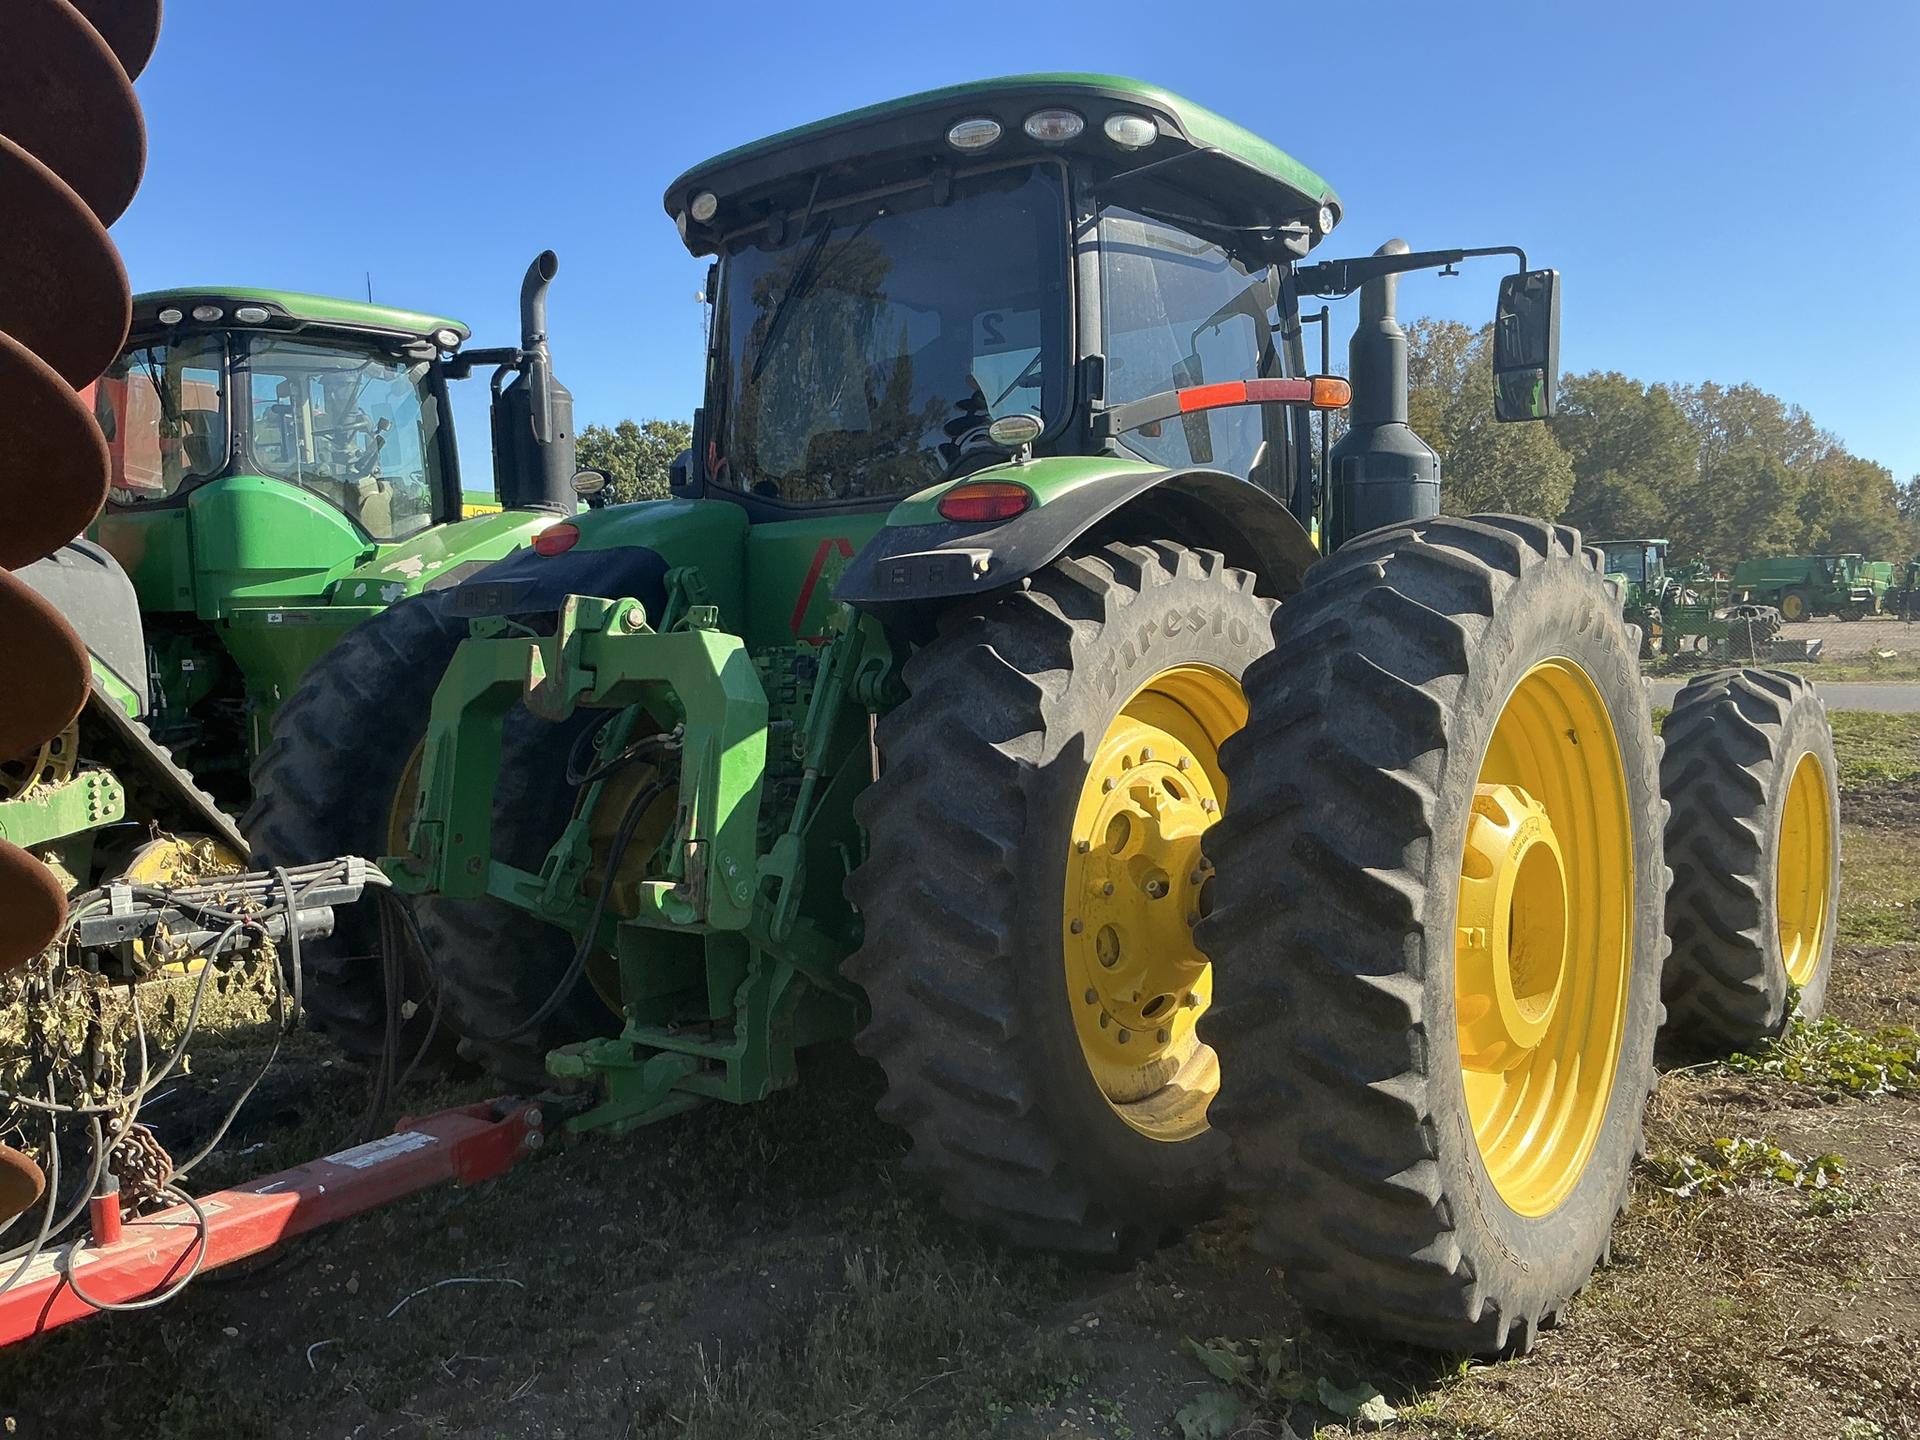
[253,75,1841,1353]
[87,256,581,806]
[1731,552,1882,622]
[1597,539,1783,659]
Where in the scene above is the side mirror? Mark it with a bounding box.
[669,446,696,496]
[1492,268,1560,422]
[570,467,611,508]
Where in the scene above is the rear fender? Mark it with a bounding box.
[833,466,1319,612]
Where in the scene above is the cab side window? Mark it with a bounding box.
[1100,207,1287,486]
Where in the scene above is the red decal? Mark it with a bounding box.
[791,537,855,637]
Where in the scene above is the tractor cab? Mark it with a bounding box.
[95,292,472,542]
[664,75,1560,563]
[1598,539,1669,596]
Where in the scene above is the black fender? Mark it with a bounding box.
[834,467,1320,613]
[440,540,672,622]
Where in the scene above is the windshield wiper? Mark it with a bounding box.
[747,217,874,385]
[747,226,834,386]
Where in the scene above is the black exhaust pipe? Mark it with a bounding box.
[492,250,577,512]
[1325,238,1439,551]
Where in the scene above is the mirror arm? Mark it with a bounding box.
[1291,244,1528,299]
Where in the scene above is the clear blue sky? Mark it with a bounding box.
[115,1,1919,481]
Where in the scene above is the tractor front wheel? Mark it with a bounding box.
[1201,516,1666,1355]
[1779,589,1810,623]
[847,541,1276,1255]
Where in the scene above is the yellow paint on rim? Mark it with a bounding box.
[387,741,427,856]
[124,836,246,976]
[1776,750,1833,986]
[1780,592,1807,622]
[1457,658,1633,1217]
[1062,664,1245,1143]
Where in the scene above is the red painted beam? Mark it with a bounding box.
[0,1100,543,1345]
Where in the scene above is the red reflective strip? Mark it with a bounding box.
[1174,379,1314,414]
[1177,381,1247,412]
[1244,378,1314,404]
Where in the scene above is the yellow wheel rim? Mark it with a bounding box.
[387,741,427,855]
[124,836,246,975]
[1776,751,1833,986]
[1062,665,1244,1143]
[1457,659,1633,1216]
[1781,594,1805,621]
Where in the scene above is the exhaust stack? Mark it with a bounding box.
[1325,238,1439,551]
[492,250,577,512]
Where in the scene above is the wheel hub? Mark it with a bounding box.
[1457,783,1570,1071]
[1071,741,1214,1089]
[1063,666,1244,1140]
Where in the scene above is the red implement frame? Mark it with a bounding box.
[0,1100,543,1345]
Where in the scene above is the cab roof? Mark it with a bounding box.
[664,73,1341,258]
[130,288,470,345]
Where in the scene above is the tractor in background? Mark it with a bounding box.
[1597,538,1785,660]
[88,257,580,807]
[1732,552,1884,622]
[254,74,1841,1355]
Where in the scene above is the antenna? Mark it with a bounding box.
[365,271,373,302]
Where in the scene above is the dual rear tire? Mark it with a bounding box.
[865,517,1838,1355]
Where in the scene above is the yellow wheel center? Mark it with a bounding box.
[1063,665,1244,1143]
[1776,750,1833,986]
[1457,783,1570,1069]
[1457,658,1632,1217]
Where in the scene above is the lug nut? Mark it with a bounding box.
[1102,881,1115,897]
[1140,747,1153,761]
[1157,1028,1170,1044]
[1085,988,1098,1004]
[1177,756,1191,771]
[1184,992,1201,1008]
[1186,912,1200,927]
[1117,1029,1131,1044]
[1076,839,1090,853]
[1103,777,1116,792]
[1201,798,1217,813]
[1070,918,1084,934]
[1099,1013,1110,1029]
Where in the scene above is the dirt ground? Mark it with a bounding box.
[2,719,1919,1439]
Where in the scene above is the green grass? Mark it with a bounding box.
[1828,712,1920,788]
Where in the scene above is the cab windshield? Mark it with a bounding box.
[708,164,1069,504]
[242,335,447,540]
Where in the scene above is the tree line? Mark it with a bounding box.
[581,333,1918,567]
[1409,320,1919,563]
